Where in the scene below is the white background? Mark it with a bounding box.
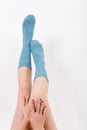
[0,0,87,130]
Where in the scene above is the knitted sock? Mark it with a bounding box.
[18,15,35,69]
[30,40,48,82]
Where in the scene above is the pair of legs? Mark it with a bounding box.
[10,14,57,130]
[11,68,57,130]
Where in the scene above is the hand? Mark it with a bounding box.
[29,99,46,130]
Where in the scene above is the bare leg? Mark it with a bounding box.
[10,67,32,130]
[11,15,35,130]
[44,97,57,130]
[29,39,57,129]
[30,77,57,130]
[18,67,32,98]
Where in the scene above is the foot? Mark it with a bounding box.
[22,15,35,44]
[30,40,48,81]
[18,15,35,69]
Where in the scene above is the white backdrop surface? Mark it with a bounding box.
[0,0,87,130]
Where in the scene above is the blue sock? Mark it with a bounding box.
[30,40,48,82]
[18,15,35,69]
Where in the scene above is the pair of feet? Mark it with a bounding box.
[18,14,48,82]
[23,96,46,130]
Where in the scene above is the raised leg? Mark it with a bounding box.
[30,77,57,130]
[10,67,32,130]
[44,97,57,130]
[10,14,35,130]
[30,40,57,130]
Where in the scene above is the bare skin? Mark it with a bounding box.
[18,67,32,98]
[16,116,30,130]
[17,96,46,130]
[29,99,46,130]
[10,67,57,130]
[30,77,57,130]
[10,67,32,130]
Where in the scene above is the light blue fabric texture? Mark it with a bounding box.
[30,40,48,82]
[18,15,35,69]
[18,15,48,82]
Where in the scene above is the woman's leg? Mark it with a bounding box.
[10,68,32,130]
[30,40,57,130]
[18,67,32,98]
[10,15,35,130]
[30,77,57,130]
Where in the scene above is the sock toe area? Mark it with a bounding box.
[23,14,35,24]
[22,15,35,42]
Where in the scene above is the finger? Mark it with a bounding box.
[27,95,30,104]
[32,99,36,112]
[30,100,35,113]
[43,106,47,115]
[39,99,44,114]
[36,99,41,113]
[40,101,46,114]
